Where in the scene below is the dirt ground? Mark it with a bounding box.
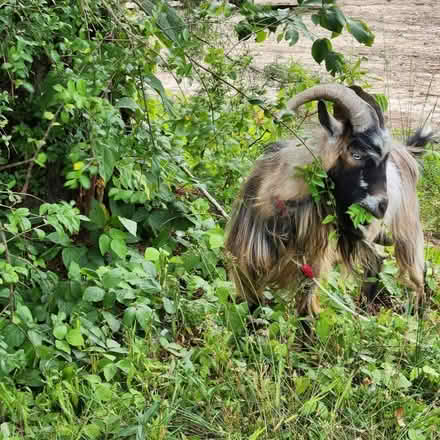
[250,0,440,131]
[160,1,439,132]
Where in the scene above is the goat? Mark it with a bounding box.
[226,83,433,319]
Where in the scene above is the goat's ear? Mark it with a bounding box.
[318,100,344,138]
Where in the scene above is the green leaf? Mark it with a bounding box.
[118,216,137,237]
[207,228,224,249]
[36,152,47,166]
[16,305,33,326]
[116,288,136,302]
[422,365,440,378]
[248,428,266,440]
[103,363,118,381]
[62,246,87,269]
[3,324,25,348]
[43,111,55,120]
[89,199,109,228]
[61,111,69,123]
[136,305,154,331]
[66,327,84,347]
[346,18,375,46]
[144,73,174,115]
[316,313,331,343]
[94,383,113,402]
[285,28,299,46]
[77,79,87,96]
[83,286,105,302]
[123,307,136,327]
[102,311,121,333]
[101,148,116,184]
[311,38,332,64]
[163,297,176,314]
[314,7,346,34]
[408,429,426,440]
[324,51,345,76]
[322,215,336,225]
[46,231,71,246]
[99,234,111,255]
[28,329,43,347]
[15,369,43,387]
[235,21,252,41]
[67,261,80,281]
[295,376,311,395]
[139,278,161,294]
[79,174,91,189]
[116,97,139,111]
[110,238,127,259]
[83,424,102,439]
[248,97,265,106]
[347,203,374,228]
[255,30,267,43]
[145,247,160,262]
[224,303,248,335]
[53,324,68,340]
[394,372,411,390]
[102,269,122,289]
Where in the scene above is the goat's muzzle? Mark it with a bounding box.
[360,195,388,219]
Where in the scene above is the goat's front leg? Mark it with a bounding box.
[394,227,426,316]
[360,253,389,310]
[295,281,320,338]
[397,270,425,315]
[295,259,329,336]
[296,282,321,317]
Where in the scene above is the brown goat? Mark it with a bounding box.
[226,84,433,318]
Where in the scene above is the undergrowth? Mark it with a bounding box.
[0,1,439,439]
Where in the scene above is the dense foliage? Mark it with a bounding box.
[0,1,439,439]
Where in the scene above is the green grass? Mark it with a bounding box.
[2,161,440,439]
[1,125,439,440]
[1,259,440,439]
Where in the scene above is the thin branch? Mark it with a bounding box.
[137,67,158,182]
[21,106,63,193]
[0,191,47,204]
[179,164,229,220]
[0,158,34,172]
[0,224,15,312]
[191,60,217,134]
[186,55,320,163]
[247,128,269,151]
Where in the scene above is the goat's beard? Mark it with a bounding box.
[335,205,365,238]
[334,208,378,271]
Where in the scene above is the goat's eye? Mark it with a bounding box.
[352,152,362,160]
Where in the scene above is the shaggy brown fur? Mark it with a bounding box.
[226,85,433,318]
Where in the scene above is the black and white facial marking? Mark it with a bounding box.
[329,129,390,230]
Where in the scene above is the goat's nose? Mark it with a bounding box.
[377,198,388,218]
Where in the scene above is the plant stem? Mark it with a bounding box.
[179,164,229,220]
[0,224,15,312]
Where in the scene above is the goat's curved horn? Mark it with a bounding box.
[287,84,377,133]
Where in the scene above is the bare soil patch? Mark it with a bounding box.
[161,1,440,132]
[251,0,440,131]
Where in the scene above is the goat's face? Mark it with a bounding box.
[287,84,394,229]
[316,98,390,228]
[329,135,390,222]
